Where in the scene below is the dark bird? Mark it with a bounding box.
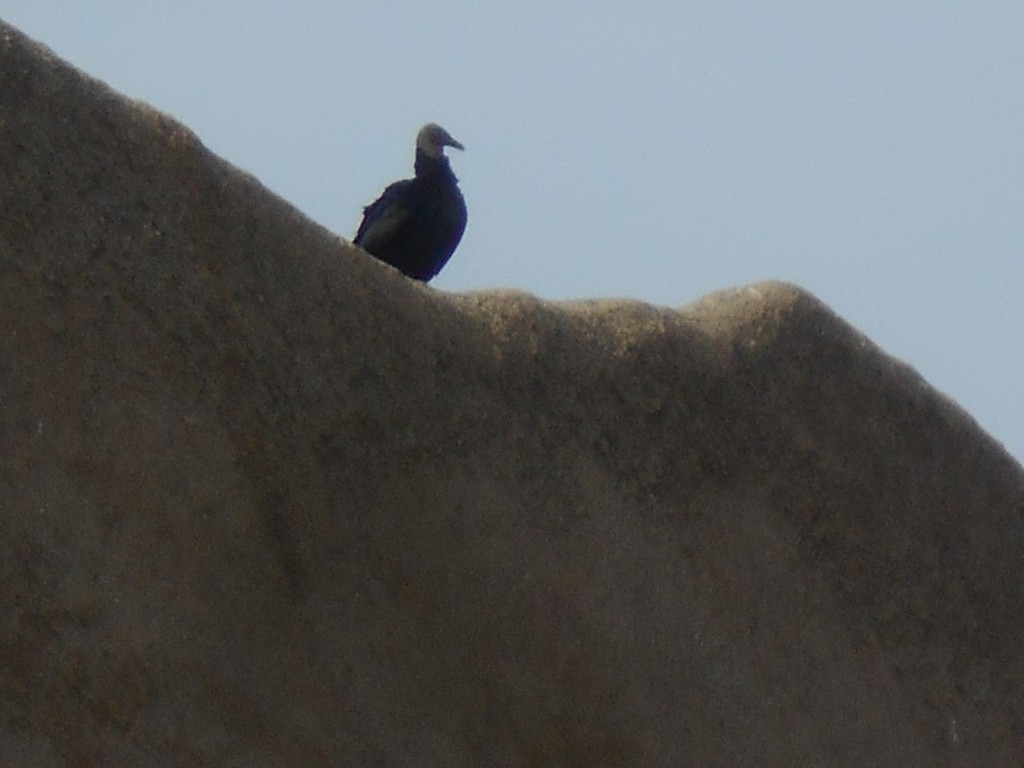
[354,123,467,282]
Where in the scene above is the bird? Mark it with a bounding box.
[353,123,467,282]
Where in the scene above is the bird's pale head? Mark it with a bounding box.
[416,123,464,159]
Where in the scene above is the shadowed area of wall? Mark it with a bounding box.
[1,20,1022,767]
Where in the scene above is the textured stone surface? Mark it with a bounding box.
[2,19,1023,767]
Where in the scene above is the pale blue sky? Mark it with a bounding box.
[5,2,1022,462]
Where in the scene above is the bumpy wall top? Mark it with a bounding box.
[1,20,1022,767]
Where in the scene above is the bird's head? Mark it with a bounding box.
[416,123,464,159]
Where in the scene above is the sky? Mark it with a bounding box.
[4,2,1022,463]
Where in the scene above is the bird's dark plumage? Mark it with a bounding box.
[354,123,467,282]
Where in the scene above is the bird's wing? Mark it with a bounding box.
[354,180,414,251]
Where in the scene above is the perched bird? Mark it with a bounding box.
[354,123,467,282]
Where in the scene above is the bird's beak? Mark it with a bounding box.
[446,137,465,152]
